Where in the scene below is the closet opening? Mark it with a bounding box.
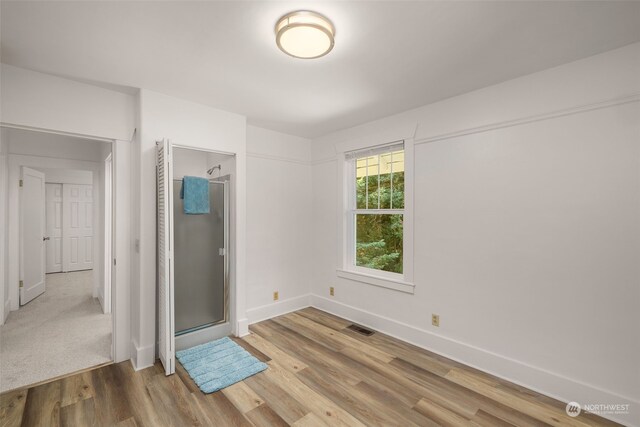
[157,141,236,375]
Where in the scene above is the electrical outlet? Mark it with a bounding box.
[273,291,279,301]
[329,287,334,296]
[432,314,440,327]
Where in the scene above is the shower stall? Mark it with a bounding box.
[156,140,234,375]
[172,178,227,335]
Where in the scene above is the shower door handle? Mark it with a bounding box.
[218,248,226,256]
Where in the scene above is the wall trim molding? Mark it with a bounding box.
[130,338,155,371]
[2,299,10,324]
[246,294,311,326]
[236,318,250,337]
[414,92,640,146]
[97,289,105,314]
[310,92,640,165]
[247,151,311,166]
[311,155,337,166]
[309,295,638,427]
[336,269,415,294]
[1,122,115,143]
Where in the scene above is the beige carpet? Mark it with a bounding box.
[0,270,112,392]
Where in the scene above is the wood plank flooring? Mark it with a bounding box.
[0,308,620,426]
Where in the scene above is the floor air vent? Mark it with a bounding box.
[347,324,374,336]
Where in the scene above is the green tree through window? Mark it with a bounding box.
[354,150,404,274]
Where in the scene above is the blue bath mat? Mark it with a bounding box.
[176,337,268,393]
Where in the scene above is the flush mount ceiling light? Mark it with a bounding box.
[275,11,335,59]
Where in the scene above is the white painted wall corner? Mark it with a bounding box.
[246,294,312,326]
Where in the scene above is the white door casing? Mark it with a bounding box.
[111,138,131,364]
[157,139,175,375]
[63,184,94,272]
[103,154,113,314]
[20,167,46,305]
[45,183,63,273]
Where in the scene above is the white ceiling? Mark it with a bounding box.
[2,1,640,138]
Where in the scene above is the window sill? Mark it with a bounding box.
[336,269,415,294]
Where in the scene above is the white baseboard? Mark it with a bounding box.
[2,299,10,325]
[246,294,311,326]
[130,338,155,371]
[310,295,638,427]
[97,290,105,313]
[129,340,139,370]
[236,318,249,337]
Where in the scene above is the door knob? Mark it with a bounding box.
[43,237,50,241]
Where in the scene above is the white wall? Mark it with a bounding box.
[36,168,92,185]
[7,128,106,162]
[0,64,135,141]
[310,42,640,426]
[245,125,312,323]
[133,89,247,369]
[173,148,234,180]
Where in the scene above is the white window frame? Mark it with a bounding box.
[337,139,414,294]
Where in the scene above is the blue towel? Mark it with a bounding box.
[180,176,210,214]
[176,337,268,393]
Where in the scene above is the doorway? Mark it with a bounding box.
[0,127,117,392]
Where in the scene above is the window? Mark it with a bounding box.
[344,142,408,281]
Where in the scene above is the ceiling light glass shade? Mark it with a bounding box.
[275,11,335,59]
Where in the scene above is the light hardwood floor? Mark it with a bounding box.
[0,308,619,426]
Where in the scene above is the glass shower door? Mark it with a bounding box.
[173,180,227,335]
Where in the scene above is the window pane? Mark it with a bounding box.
[355,158,367,209]
[379,153,392,209]
[365,155,379,209]
[391,150,404,209]
[392,170,404,209]
[356,214,403,274]
[354,149,404,210]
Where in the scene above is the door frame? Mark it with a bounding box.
[9,157,101,311]
[1,124,131,364]
[103,153,113,314]
[167,144,236,342]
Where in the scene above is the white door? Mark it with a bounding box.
[63,184,94,272]
[157,139,175,375]
[45,183,63,273]
[20,167,46,305]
